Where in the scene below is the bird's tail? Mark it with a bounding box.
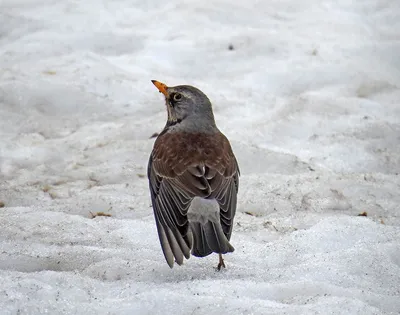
[189,220,234,257]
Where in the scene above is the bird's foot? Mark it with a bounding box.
[217,254,226,271]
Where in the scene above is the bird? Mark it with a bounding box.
[148,80,240,270]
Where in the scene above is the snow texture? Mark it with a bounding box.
[1,0,400,314]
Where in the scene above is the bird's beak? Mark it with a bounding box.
[151,80,168,97]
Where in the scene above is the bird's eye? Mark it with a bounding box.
[172,93,182,102]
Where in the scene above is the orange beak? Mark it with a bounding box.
[151,80,168,96]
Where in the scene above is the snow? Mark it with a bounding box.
[0,0,399,314]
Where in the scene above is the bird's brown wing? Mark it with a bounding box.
[148,155,193,267]
[148,131,239,267]
[209,160,239,241]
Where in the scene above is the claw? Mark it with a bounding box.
[217,253,226,271]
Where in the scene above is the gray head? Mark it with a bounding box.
[152,80,217,132]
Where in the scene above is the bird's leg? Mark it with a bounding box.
[217,254,226,271]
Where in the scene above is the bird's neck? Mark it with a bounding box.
[165,115,218,135]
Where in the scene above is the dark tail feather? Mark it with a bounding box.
[190,221,234,257]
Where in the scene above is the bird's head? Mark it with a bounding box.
[151,80,216,129]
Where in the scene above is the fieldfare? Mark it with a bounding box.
[148,80,240,270]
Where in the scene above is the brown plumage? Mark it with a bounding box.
[148,80,239,269]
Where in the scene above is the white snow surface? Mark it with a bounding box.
[1,0,400,314]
